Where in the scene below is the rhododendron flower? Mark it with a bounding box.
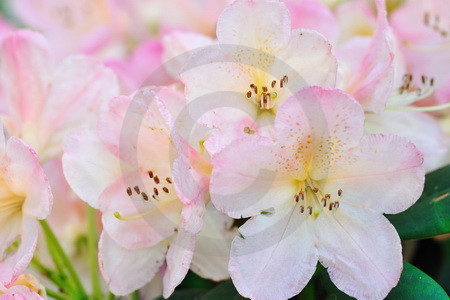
[63,87,234,297]
[181,0,337,130]
[210,86,425,299]
[390,0,450,106]
[0,125,52,285]
[0,274,46,300]
[0,30,119,163]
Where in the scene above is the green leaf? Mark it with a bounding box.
[156,289,209,300]
[200,280,246,300]
[386,262,448,299]
[319,262,448,299]
[386,164,450,240]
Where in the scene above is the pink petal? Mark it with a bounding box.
[210,134,296,218]
[216,0,291,53]
[6,137,52,220]
[326,134,424,214]
[99,231,167,296]
[229,202,318,300]
[275,86,364,181]
[315,204,403,299]
[0,217,38,285]
[62,129,120,209]
[162,229,196,298]
[191,203,234,281]
[100,173,182,250]
[365,111,447,172]
[0,30,53,124]
[286,0,338,43]
[343,0,394,113]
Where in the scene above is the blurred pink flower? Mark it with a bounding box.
[63,87,234,297]
[0,274,46,300]
[0,30,119,163]
[0,125,52,286]
[210,86,425,299]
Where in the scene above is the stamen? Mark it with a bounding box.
[271,80,276,88]
[154,187,159,196]
[312,187,319,193]
[300,206,304,213]
[246,91,252,98]
[338,189,342,197]
[250,84,258,94]
[148,171,154,178]
[307,206,312,215]
[126,187,132,196]
[154,176,160,184]
[134,186,140,194]
[321,197,327,207]
[166,177,172,184]
[114,210,153,221]
[162,187,169,193]
[294,194,299,202]
[142,192,149,201]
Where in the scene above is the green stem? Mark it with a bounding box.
[46,288,69,300]
[40,220,88,298]
[130,291,139,300]
[31,258,71,293]
[88,206,103,299]
[108,292,116,300]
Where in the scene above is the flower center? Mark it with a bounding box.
[293,178,341,220]
[246,75,289,110]
[114,170,178,221]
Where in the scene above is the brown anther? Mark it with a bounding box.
[283,75,289,83]
[431,78,435,86]
[154,187,159,196]
[148,171,154,178]
[280,80,284,88]
[299,191,304,200]
[126,187,132,196]
[271,80,276,88]
[162,187,169,193]
[325,194,331,199]
[142,192,149,201]
[307,206,312,215]
[313,187,319,193]
[262,86,268,92]
[421,75,427,84]
[300,206,304,213]
[174,228,178,232]
[166,177,172,184]
[338,189,342,197]
[250,84,258,94]
[442,31,448,37]
[246,91,252,98]
[321,198,327,207]
[294,194,299,202]
[334,201,340,209]
[154,176,160,184]
[134,186,141,194]
[424,12,430,25]
[329,203,334,211]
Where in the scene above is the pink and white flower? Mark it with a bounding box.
[63,87,234,297]
[0,125,52,285]
[0,274,46,300]
[0,30,119,163]
[210,86,425,299]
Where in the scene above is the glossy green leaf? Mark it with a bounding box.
[319,262,448,299]
[386,262,448,299]
[386,164,450,240]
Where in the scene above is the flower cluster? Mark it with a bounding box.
[0,0,448,299]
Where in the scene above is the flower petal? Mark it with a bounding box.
[216,0,291,54]
[210,134,296,219]
[62,129,120,209]
[162,229,196,298]
[229,202,318,300]
[99,231,167,296]
[190,203,234,281]
[315,204,402,300]
[275,86,364,181]
[325,134,424,214]
[0,30,53,125]
[5,137,52,220]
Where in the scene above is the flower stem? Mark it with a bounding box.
[88,206,103,299]
[45,288,70,300]
[40,220,88,298]
[130,291,139,300]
